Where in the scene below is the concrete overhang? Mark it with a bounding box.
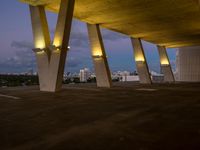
[20,0,200,48]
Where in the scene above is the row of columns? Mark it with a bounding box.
[29,0,175,92]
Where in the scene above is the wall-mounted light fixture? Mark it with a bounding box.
[49,45,61,52]
[32,45,71,55]
[92,55,107,59]
[92,48,103,56]
[136,60,145,64]
[93,55,103,59]
[32,48,46,54]
[49,45,70,52]
[161,64,169,67]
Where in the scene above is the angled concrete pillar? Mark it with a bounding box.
[29,0,75,92]
[49,0,75,91]
[87,24,112,87]
[131,38,152,84]
[157,46,175,82]
[30,5,51,91]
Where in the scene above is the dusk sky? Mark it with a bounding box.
[0,0,176,73]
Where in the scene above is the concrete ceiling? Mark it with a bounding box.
[20,0,200,48]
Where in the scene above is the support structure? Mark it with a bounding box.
[30,0,75,92]
[157,46,175,82]
[131,38,152,84]
[87,24,112,87]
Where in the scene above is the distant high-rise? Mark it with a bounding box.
[79,68,90,82]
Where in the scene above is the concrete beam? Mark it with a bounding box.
[131,38,152,84]
[87,24,112,87]
[30,0,75,92]
[157,46,175,82]
[22,0,200,48]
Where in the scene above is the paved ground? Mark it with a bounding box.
[0,82,200,150]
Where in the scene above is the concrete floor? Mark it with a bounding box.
[0,82,200,150]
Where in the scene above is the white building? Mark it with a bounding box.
[150,71,164,83]
[122,75,139,82]
[112,71,139,82]
[79,68,90,82]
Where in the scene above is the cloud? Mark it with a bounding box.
[68,27,128,49]
[0,46,36,73]
[50,19,128,50]
[66,57,82,68]
[102,29,128,41]
[11,41,33,49]
[2,20,131,73]
[69,31,89,48]
[0,37,91,72]
[1,41,36,71]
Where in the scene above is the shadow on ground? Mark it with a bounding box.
[0,82,200,150]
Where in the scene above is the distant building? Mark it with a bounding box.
[79,68,90,82]
[111,70,139,82]
[121,75,139,82]
[150,71,164,83]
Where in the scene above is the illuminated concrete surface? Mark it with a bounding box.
[157,46,175,82]
[131,38,152,84]
[176,46,200,82]
[30,0,74,92]
[30,6,51,91]
[20,0,200,48]
[1,82,200,149]
[22,0,200,89]
[87,24,112,87]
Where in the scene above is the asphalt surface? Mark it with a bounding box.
[0,82,200,150]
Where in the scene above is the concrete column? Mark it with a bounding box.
[87,24,112,87]
[29,0,75,92]
[49,0,75,91]
[157,46,175,82]
[176,46,200,82]
[131,38,152,84]
[29,6,51,91]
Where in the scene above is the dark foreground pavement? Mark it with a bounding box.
[0,82,200,150]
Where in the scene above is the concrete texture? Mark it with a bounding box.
[48,0,75,91]
[30,0,75,92]
[87,24,112,87]
[30,6,51,91]
[176,46,200,82]
[20,0,200,48]
[157,46,175,82]
[131,38,152,84]
[1,82,200,150]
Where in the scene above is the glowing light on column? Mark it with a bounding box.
[161,58,169,65]
[53,38,61,48]
[34,37,46,54]
[92,48,103,57]
[35,36,46,49]
[135,54,145,62]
